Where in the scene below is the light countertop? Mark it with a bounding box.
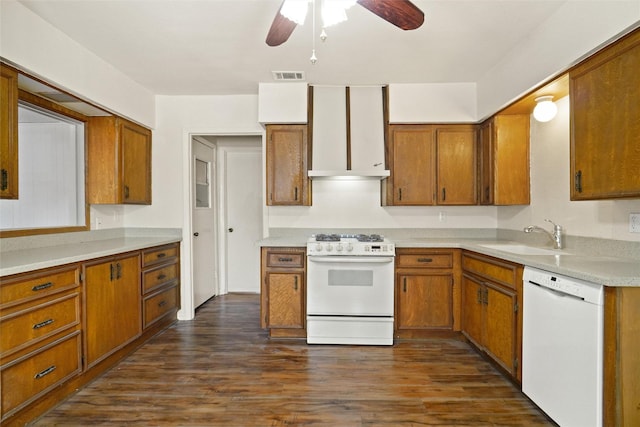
[1,232,181,277]
[259,235,640,287]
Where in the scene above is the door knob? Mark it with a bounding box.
[193,232,199,237]
[228,228,234,232]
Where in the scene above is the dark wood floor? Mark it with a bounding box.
[32,294,554,426]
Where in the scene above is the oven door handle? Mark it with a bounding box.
[308,256,394,264]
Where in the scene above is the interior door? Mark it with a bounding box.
[224,145,262,293]
[192,139,217,307]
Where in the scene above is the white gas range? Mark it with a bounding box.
[305,233,395,345]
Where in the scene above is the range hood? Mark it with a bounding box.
[308,85,389,180]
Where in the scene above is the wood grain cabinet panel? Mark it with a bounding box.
[87,116,152,205]
[395,249,461,338]
[141,243,180,330]
[385,125,477,206]
[1,331,82,421]
[570,29,640,200]
[461,251,522,382]
[84,254,141,368]
[436,126,477,205]
[478,115,530,205]
[0,63,19,200]
[386,125,435,205]
[266,124,310,206]
[260,247,306,338]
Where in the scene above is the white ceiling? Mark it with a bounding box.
[18,0,570,96]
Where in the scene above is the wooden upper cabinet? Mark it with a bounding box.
[436,125,477,205]
[0,64,19,200]
[266,124,310,206]
[479,115,530,205]
[570,29,640,200]
[386,125,435,205]
[87,116,152,205]
[386,124,478,206]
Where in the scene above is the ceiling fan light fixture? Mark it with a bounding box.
[321,0,357,27]
[280,0,310,25]
[533,95,558,122]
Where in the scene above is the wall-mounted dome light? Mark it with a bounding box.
[533,95,558,122]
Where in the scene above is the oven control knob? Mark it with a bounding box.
[315,243,323,252]
[325,244,333,252]
[346,243,354,252]
[336,244,343,252]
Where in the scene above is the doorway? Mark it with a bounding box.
[189,134,262,312]
[191,138,218,307]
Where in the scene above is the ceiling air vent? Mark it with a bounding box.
[272,71,305,81]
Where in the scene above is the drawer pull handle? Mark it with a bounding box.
[33,318,54,330]
[157,253,166,259]
[417,258,433,263]
[157,274,167,281]
[158,300,167,307]
[34,365,56,379]
[278,257,293,262]
[32,282,53,292]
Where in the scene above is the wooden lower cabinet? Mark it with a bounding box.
[0,242,180,426]
[141,244,180,329]
[603,286,640,427]
[84,253,141,368]
[0,265,82,422]
[260,247,306,338]
[461,251,522,382]
[395,249,461,338]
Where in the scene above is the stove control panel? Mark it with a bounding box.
[307,241,395,256]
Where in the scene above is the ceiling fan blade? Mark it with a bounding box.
[357,0,424,30]
[266,1,298,46]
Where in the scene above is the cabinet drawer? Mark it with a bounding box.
[462,252,519,289]
[1,267,79,308]
[1,293,80,356]
[143,244,179,267]
[142,262,178,294]
[1,331,81,420]
[396,253,453,269]
[266,251,305,268]
[143,285,179,328]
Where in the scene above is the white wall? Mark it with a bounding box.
[0,1,155,127]
[477,1,640,119]
[267,180,498,229]
[498,97,640,242]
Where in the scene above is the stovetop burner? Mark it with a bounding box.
[312,233,385,243]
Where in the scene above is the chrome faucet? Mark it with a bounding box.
[524,219,564,249]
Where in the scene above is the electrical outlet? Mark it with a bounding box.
[439,212,446,222]
[630,213,640,233]
[95,217,102,229]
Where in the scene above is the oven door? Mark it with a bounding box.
[306,256,394,316]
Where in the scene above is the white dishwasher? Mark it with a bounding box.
[522,266,604,427]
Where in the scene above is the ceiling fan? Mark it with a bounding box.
[266,0,425,47]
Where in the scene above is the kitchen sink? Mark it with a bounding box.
[478,243,569,256]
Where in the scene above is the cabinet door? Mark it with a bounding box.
[483,283,517,376]
[478,120,494,205]
[436,126,477,205]
[388,125,435,205]
[570,29,640,200]
[397,273,453,330]
[492,115,530,205]
[0,64,18,199]
[121,120,152,204]
[266,272,304,329]
[461,274,483,347]
[84,255,141,367]
[266,125,310,206]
